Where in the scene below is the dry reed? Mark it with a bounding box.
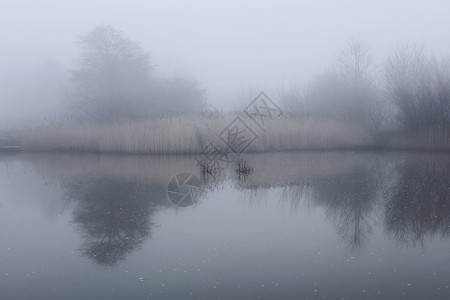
[21,114,374,154]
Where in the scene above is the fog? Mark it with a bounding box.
[2,0,450,126]
[3,3,450,298]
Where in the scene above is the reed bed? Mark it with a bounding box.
[21,114,374,154]
[250,117,373,152]
[22,115,225,154]
[0,129,21,147]
[387,127,450,151]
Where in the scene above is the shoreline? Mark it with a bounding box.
[3,145,450,156]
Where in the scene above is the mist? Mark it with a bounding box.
[4,2,450,299]
[2,0,450,122]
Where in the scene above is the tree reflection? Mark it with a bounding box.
[234,160,384,252]
[311,163,383,251]
[385,157,450,246]
[65,177,167,266]
[48,152,450,259]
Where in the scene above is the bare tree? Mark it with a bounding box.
[337,37,384,130]
[384,44,450,132]
[67,25,152,121]
[278,82,306,117]
[308,37,385,138]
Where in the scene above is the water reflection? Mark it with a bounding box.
[5,152,450,299]
[311,163,383,251]
[230,153,450,252]
[65,177,168,266]
[20,152,450,260]
[20,154,190,266]
[385,156,450,246]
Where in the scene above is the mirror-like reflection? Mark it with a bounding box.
[65,177,167,265]
[385,156,450,246]
[19,152,450,257]
[231,153,387,252]
[310,164,383,251]
[2,151,450,299]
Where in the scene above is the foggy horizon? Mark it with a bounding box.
[2,0,450,126]
[3,2,450,299]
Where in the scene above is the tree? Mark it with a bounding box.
[336,37,383,128]
[150,75,206,114]
[66,25,206,121]
[308,37,385,137]
[67,25,153,121]
[384,44,450,132]
[278,83,306,117]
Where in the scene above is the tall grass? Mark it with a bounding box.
[251,117,372,151]
[0,129,21,147]
[21,113,374,154]
[387,127,450,151]
[22,114,225,154]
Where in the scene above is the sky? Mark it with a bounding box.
[1,0,450,125]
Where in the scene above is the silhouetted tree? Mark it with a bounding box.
[67,25,152,121]
[66,25,206,121]
[278,83,306,117]
[308,37,385,139]
[150,76,206,114]
[384,44,450,132]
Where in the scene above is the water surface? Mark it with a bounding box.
[1,151,450,299]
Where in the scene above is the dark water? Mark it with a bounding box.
[1,151,450,299]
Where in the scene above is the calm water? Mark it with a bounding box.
[1,151,450,299]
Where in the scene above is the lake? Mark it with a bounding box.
[1,151,450,299]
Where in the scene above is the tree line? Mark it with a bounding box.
[67,26,450,146]
[66,24,206,122]
[281,37,450,144]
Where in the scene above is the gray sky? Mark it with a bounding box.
[1,0,450,124]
